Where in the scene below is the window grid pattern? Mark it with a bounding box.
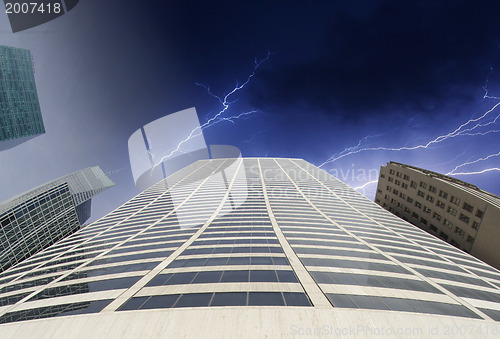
[0,45,44,143]
[0,158,499,325]
[375,162,496,259]
[0,184,80,272]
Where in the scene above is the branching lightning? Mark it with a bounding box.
[320,108,500,168]
[353,180,378,190]
[319,86,500,169]
[440,74,500,177]
[321,74,500,199]
[151,52,271,168]
[446,151,500,176]
[447,168,500,176]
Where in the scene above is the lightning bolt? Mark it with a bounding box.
[321,72,500,199]
[446,151,500,176]
[353,180,378,190]
[319,89,500,168]
[151,51,271,168]
[448,168,500,176]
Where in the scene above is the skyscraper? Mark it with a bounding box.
[128,107,243,191]
[0,167,114,272]
[0,158,499,338]
[374,161,500,270]
[0,45,44,150]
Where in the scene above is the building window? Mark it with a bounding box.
[426,195,434,203]
[410,181,417,188]
[428,185,437,193]
[466,235,475,243]
[450,196,460,206]
[459,213,470,224]
[389,169,395,175]
[432,212,442,221]
[390,198,395,203]
[462,203,474,213]
[395,180,401,185]
[438,190,448,199]
[381,174,385,178]
[402,183,408,189]
[403,174,410,181]
[404,207,411,214]
[439,231,448,241]
[430,224,438,232]
[393,189,399,196]
[423,206,431,214]
[375,199,380,203]
[436,200,445,209]
[444,219,453,228]
[407,197,413,203]
[419,182,427,189]
[447,206,457,216]
[388,177,394,182]
[415,201,422,209]
[455,226,465,237]
[417,190,425,198]
[412,212,419,219]
[420,217,428,225]
[377,189,382,194]
[396,171,402,178]
[399,193,406,199]
[476,210,484,218]
[386,186,391,191]
[472,221,479,230]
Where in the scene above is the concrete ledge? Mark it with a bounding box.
[0,307,498,338]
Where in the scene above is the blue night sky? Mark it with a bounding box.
[1,1,500,223]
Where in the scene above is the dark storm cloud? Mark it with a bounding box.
[249,0,500,119]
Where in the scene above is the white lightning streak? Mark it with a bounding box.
[446,151,500,175]
[353,180,378,190]
[319,95,500,168]
[152,52,270,167]
[450,168,500,176]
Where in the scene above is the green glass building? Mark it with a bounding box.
[0,45,44,150]
[0,167,114,273]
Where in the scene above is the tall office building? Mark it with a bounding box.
[0,45,44,150]
[0,167,114,272]
[375,161,500,270]
[0,158,499,338]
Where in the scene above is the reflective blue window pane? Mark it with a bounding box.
[210,292,247,306]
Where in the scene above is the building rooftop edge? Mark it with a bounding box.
[387,161,500,201]
[0,166,114,215]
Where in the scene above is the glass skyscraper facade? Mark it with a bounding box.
[0,158,499,337]
[0,45,44,150]
[0,167,114,273]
